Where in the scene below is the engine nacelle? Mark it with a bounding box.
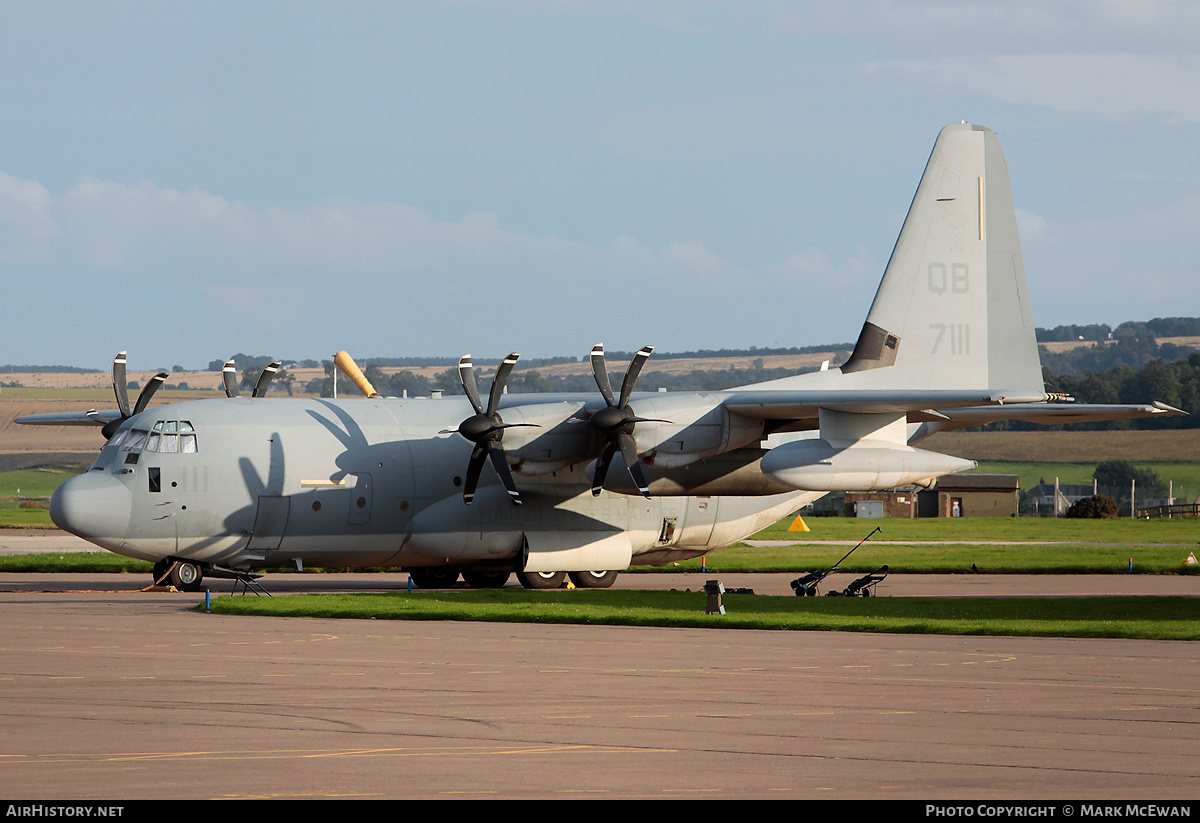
[590,448,797,497]
[760,438,976,492]
[624,395,764,467]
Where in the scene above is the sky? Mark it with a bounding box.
[1,1,1198,371]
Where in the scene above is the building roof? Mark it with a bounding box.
[933,474,1019,492]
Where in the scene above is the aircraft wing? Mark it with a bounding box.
[721,389,1050,420]
[14,409,122,427]
[905,401,1186,442]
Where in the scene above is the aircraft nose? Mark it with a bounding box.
[50,471,132,542]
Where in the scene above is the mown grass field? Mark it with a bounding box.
[0,464,82,528]
[204,588,1200,641]
[924,428,1200,463]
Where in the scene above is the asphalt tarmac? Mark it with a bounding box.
[2,532,1199,800]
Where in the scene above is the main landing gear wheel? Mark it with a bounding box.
[170,561,204,592]
[568,570,618,589]
[461,570,510,588]
[516,570,566,590]
[408,567,460,589]
[152,559,172,586]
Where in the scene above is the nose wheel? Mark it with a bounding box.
[152,559,204,592]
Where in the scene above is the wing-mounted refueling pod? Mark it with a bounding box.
[761,408,975,492]
[761,438,975,491]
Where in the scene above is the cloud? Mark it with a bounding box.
[1015,208,1048,241]
[874,53,1200,122]
[8,170,855,362]
[0,171,57,266]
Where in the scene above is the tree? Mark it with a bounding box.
[1093,460,1164,500]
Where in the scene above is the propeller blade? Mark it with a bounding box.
[458,355,484,415]
[618,431,651,498]
[252,361,282,397]
[132,373,169,416]
[590,344,615,406]
[486,352,520,417]
[463,443,488,505]
[487,445,522,505]
[591,440,618,496]
[619,345,654,407]
[112,352,131,419]
[222,360,240,397]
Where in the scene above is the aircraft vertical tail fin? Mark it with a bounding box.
[839,123,1042,394]
[742,123,1043,397]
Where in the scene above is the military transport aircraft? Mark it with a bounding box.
[19,123,1185,592]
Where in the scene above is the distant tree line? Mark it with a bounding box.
[999,353,1200,431]
[298,342,1199,431]
[301,361,838,398]
[0,365,102,374]
[1038,324,1197,376]
[1035,316,1200,343]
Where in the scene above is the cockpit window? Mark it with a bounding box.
[141,421,198,454]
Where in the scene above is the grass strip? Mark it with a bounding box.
[650,542,1200,575]
[0,552,152,573]
[750,516,1200,543]
[204,589,1200,641]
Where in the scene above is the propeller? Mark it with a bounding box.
[101,351,169,440]
[221,359,283,397]
[441,352,535,506]
[587,344,663,499]
[221,360,239,397]
[252,361,282,397]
